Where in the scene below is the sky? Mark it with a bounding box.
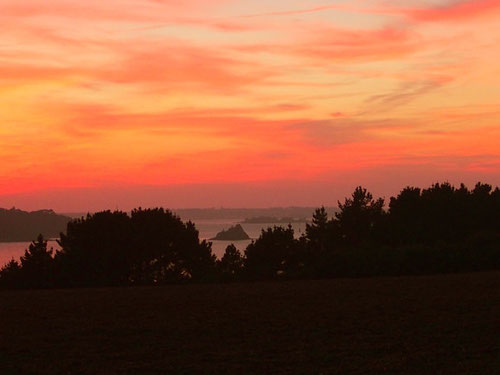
[1,0,499,211]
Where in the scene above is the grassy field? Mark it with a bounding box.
[1,272,499,374]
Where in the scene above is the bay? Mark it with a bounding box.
[0,220,306,268]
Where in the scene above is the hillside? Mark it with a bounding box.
[0,208,70,242]
[0,272,498,374]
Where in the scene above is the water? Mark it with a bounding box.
[0,240,61,268]
[0,220,306,268]
[197,220,305,259]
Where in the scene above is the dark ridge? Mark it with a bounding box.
[241,216,309,224]
[173,207,336,221]
[0,208,71,242]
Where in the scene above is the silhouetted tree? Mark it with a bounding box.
[245,225,304,279]
[471,182,495,231]
[0,259,21,289]
[57,211,132,286]
[305,207,329,252]
[465,183,500,258]
[303,207,340,276]
[19,234,55,288]
[175,221,216,282]
[419,182,458,243]
[388,186,423,245]
[129,208,216,283]
[335,186,385,246]
[56,208,216,286]
[217,244,245,281]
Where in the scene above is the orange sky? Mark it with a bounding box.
[1,0,499,211]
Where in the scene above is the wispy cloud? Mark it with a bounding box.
[240,4,347,18]
[366,79,449,108]
[407,0,500,22]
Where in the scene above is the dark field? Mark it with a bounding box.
[1,272,499,374]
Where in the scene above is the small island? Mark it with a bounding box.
[210,224,250,241]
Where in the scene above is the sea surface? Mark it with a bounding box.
[0,219,306,268]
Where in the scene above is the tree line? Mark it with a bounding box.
[1,182,499,289]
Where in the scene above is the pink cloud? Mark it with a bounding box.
[298,26,420,62]
[101,46,272,91]
[407,0,500,22]
[241,5,346,18]
[231,25,422,64]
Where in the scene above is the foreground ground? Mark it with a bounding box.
[1,272,499,374]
